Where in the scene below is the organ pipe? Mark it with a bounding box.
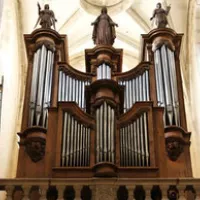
[154,45,180,126]
[58,70,91,111]
[96,102,115,163]
[118,69,150,113]
[29,45,54,127]
[97,63,111,80]
[61,112,91,167]
[120,112,149,167]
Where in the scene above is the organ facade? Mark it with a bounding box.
[0,7,196,200]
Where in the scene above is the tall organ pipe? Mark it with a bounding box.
[36,45,47,125]
[154,45,180,126]
[30,49,40,126]
[29,45,54,127]
[96,102,115,163]
[161,46,173,125]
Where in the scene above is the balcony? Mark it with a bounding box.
[0,178,199,199]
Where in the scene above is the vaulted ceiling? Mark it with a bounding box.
[20,0,189,72]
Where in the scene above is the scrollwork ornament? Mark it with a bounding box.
[166,138,184,161]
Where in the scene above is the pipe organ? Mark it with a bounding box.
[17,27,192,179]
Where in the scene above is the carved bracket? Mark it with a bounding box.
[35,40,56,52]
[18,127,47,162]
[165,137,184,161]
[25,137,46,162]
[165,126,190,161]
[152,36,175,52]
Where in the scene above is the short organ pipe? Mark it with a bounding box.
[119,112,149,167]
[118,69,150,113]
[61,112,91,167]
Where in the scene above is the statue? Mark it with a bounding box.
[34,2,57,30]
[91,7,118,45]
[150,3,171,28]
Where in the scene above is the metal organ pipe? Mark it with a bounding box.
[97,63,111,80]
[36,45,47,125]
[95,102,115,163]
[154,45,180,126]
[161,46,173,125]
[29,45,54,127]
[61,112,90,167]
[58,70,91,111]
[118,69,150,113]
[119,112,149,167]
[30,49,40,126]
[167,48,180,126]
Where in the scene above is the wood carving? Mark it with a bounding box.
[25,137,46,162]
[167,186,179,200]
[34,40,55,52]
[16,21,192,178]
[166,138,184,161]
[150,3,171,28]
[34,3,57,30]
[91,7,118,45]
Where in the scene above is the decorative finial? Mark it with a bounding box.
[34,2,57,30]
[150,2,171,28]
[91,7,118,45]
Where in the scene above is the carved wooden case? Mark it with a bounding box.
[16,28,192,178]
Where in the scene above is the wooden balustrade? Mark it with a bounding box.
[0,178,198,200]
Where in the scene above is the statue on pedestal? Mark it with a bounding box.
[34,3,57,30]
[150,3,171,28]
[91,7,118,45]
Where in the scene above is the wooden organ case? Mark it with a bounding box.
[16,27,192,179]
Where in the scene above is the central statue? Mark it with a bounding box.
[91,7,118,46]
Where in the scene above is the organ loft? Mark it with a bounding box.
[0,3,196,200]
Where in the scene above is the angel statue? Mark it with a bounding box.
[91,7,118,46]
[34,2,57,30]
[150,3,171,28]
